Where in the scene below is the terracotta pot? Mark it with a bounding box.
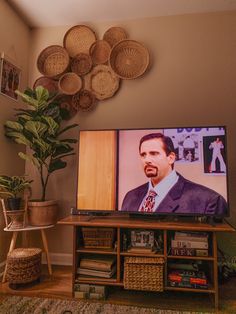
[28,200,58,226]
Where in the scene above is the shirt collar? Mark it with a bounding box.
[148,170,178,196]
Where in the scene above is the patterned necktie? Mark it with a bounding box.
[140,190,157,212]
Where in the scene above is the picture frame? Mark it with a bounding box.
[0,56,21,101]
[130,230,155,248]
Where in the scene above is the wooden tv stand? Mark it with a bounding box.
[58,215,234,309]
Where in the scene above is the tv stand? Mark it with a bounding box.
[58,215,234,310]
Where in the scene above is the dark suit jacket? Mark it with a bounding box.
[121,174,227,216]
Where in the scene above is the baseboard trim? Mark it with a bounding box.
[42,253,73,266]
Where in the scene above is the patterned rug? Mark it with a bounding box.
[0,295,213,314]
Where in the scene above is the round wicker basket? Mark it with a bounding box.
[84,65,120,100]
[33,76,58,93]
[37,45,70,78]
[89,40,111,65]
[103,27,128,48]
[58,72,82,95]
[109,40,149,79]
[71,53,93,76]
[72,89,97,112]
[63,25,97,57]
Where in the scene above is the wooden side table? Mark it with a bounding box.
[2,224,54,283]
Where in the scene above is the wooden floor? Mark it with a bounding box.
[0,265,236,313]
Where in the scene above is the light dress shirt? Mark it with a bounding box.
[138,170,179,212]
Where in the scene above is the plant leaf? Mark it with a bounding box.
[24,121,47,138]
[4,121,23,131]
[48,159,67,173]
[18,152,40,168]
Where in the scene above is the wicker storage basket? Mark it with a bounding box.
[82,227,115,249]
[6,248,42,284]
[72,89,97,112]
[124,257,164,292]
[37,45,70,78]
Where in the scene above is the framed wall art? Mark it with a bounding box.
[0,55,21,101]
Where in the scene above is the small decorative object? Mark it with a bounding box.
[109,39,149,79]
[33,76,58,94]
[71,53,93,76]
[89,40,111,65]
[130,230,155,248]
[84,64,120,100]
[72,89,97,112]
[37,45,70,77]
[103,27,128,48]
[0,54,21,101]
[63,25,97,57]
[58,72,82,95]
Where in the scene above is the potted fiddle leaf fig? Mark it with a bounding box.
[4,86,78,225]
[0,175,32,210]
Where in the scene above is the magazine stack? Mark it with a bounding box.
[77,255,116,279]
[170,231,209,257]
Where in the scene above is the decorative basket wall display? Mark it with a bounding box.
[33,76,58,94]
[35,24,151,118]
[124,257,164,292]
[103,27,128,48]
[109,40,149,79]
[37,45,70,78]
[58,72,82,95]
[89,40,111,65]
[84,65,120,100]
[63,25,97,57]
[72,89,97,112]
[71,53,93,76]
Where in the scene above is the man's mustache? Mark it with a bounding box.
[144,165,158,171]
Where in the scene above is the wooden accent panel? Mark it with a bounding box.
[77,130,117,210]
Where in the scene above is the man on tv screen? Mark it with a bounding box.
[121,133,227,216]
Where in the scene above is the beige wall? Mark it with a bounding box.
[0,1,30,268]
[26,11,236,256]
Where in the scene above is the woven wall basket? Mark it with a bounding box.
[72,89,97,112]
[58,72,82,95]
[89,40,111,65]
[33,76,58,94]
[84,65,120,100]
[63,25,97,58]
[109,40,149,79]
[103,27,128,48]
[37,45,70,78]
[71,53,93,76]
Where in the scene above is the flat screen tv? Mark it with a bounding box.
[76,126,229,219]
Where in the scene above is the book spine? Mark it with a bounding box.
[171,239,208,249]
[171,247,208,257]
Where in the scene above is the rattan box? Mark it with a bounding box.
[82,227,115,249]
[124,257,164,292]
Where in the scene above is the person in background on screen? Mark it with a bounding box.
[121,133,227,215]
[209,137,226,173]
[183,135,195,162]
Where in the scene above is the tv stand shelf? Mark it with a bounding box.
[58,215,234,310]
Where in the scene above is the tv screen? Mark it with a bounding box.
[76,126,229,218]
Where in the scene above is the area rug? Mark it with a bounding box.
[0,295,213,314]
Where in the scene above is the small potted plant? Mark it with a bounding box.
[0,175,32,210]
[4,86,78,225]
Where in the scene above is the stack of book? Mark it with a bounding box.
[77,255,116,279]
[168,269,208,289]
[170,231,209,257]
